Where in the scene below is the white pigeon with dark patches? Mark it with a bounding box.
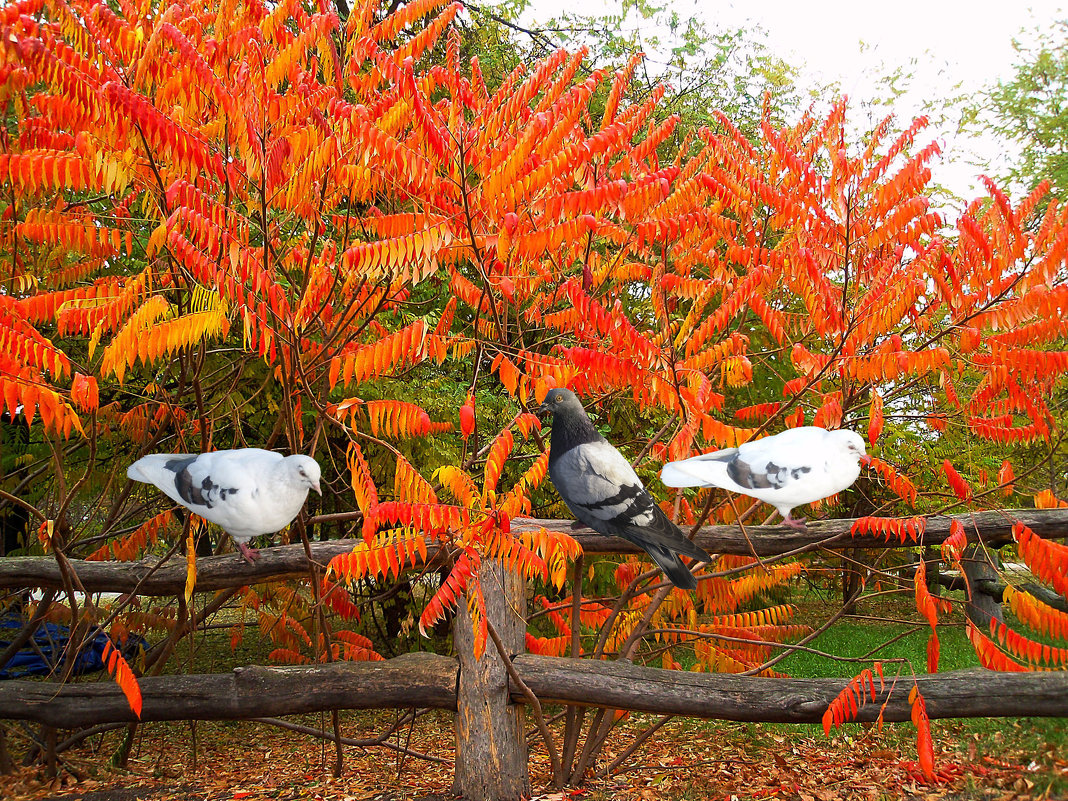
[660,427,869,530]
[127,448,322,563]
[540,388,711,590]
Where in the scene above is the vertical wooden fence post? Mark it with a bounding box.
[961,545,1003,628]
[452,559,531,801]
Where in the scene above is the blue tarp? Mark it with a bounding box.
[0,614,147,679]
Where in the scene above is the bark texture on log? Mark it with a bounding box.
[4,509,1065,595]
[451,560,530,801]
[2,655,1066,728]
[514,508,1068,556]
[938,574,1068,613]
[510,655,1068,722]
[961,545,1004,628]
[0,540,373,594]
[0,652,457,727]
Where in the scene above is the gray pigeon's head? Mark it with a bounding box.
[538,387,588,420]
[285,454,322,495]
[828,429,869,465]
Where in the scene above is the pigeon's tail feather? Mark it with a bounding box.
[682,537,713,564]
[660,452,734,488]
[620,506,713,563]
[656,512,712,563]
[127,454,185,484]
[641,542,698,590]
[127,455,198,509]
[631,511,709,589]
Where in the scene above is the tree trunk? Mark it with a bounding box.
[0,725,11,774]
[841,549,861,613]
[451,560,530,801]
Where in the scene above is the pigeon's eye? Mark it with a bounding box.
[554,395,562,403]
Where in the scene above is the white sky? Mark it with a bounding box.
[517,0,1068,204]
[710,0,1062,91]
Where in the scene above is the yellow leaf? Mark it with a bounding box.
[184,528,197,604]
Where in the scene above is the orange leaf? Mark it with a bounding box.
[910,690,935,781]
[460,394,475,439]
[101,640,143,718]
[942,459,972,501]
[867,390,883,446]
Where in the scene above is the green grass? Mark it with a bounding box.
[752,589,1068,798]
[777,617,981,677]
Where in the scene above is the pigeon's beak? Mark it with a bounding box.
[536,399,552,420]
[312,479,322,496]
[860,454,873,467]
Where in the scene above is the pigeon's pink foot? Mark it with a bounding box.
[782,514,809,531]
[237,542,260,564]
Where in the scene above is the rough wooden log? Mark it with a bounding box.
[0,652,458,728]
[451,560,530,801]
[0,540,375,594]
[960,545,1004,628]
[3,509,1065,596]
[938,574,1068,613]
[2,655,1066,728]
[510,655,1068,722]
[522,508,1068,556]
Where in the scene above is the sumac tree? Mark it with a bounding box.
[1,0,1067,792]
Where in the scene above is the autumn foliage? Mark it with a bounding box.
[1,0,1067,787]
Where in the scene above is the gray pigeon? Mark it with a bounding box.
[127,448,322,563]
[660,426,869,529]
[539,388,711,589]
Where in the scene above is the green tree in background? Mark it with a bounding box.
[988,20,1068,199]
[466,0,805,139]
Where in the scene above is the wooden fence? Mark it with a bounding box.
[1,508,1067,800]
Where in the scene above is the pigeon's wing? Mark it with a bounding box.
[630,502,711,563]
[553,441,710,563]
[662,428,829,494]
[551,440,653,529]
[175,450,282,505]
[726,427,829,491]
[127,453,200,506]
[127,449,283,537]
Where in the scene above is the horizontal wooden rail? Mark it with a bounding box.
[517,508,1066,555]
[1,509,1065,596]
[0,540,369,595]
[1,653,1066,728]
[0,652,459,727]
[510,655,1068,723]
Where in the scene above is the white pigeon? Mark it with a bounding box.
[660,427,870,530]
[127,448,322,562]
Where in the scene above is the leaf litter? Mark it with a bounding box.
[1,711,1063,801]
